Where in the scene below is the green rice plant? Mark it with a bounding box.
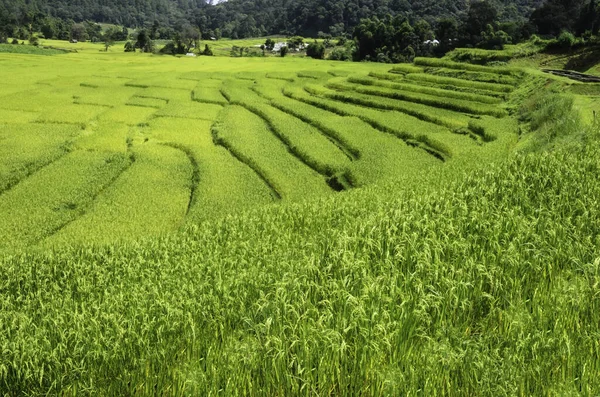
[234,71,265,81]
[72,85,138,107]
[404,73,514,93]
[146,117,275,222]
[327,70,351,77]
[0,49,597,396]
[468,119,497,142]
[309,83,471,128]
[285,85,457,160]
[43,143,192,247]
[0,149,131,250]
[327,80,508,118]
[444,42,544,64]
[426,68,519,85]
[297,70,332,80]
[369,71,508,99]
[246,101,353,178]
[0,43,66,55]
[388,63,424,74]
[251,80,444,186]
[135,86,192,102]
[252,80,362,159]
[0,83,35,98]
[126,96,168,108]
[223,80,354,179]
[0,109,39,123]
[154,101,223,121]
[0,123,80,194]
[97,105,157,125]
[35,104,107,126]
[192,81,228,105]
[414,57,522,75]
[0,88,72,112]
[347,75,502,104]
[265,72,296,82]
[125,76,197,90]
[2,133,596,395]
[74,122,130,153]
[212,105,331,201]
[368,71,404,81]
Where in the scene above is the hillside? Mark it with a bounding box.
[0,39,600,394]
[0,0,544,36]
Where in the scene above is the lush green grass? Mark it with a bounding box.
[0,43,67,56]
[443,41,546,65]
[2,47,597,395]
[1,122,598,394]
[347,75,503,104]
[0,51,527,245]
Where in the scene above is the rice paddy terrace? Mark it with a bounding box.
[2,47,600,396]
[0,52,524,250]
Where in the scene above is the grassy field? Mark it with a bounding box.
[0,47,525,249]
[0,44,599,395]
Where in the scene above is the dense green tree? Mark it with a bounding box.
[287,36,304,51]
[435,17,459,51]
[306,41,325,59]
[0,0,547,41]
[134,29,153,52]
[41,20,55,39]
[70,23,87,41]
[465,1,498,42]
[529,0,586,36]
[264,38,275,51]
[202,44,213,55]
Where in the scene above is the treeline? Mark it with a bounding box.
[1,0,544,41]
[351,0,600,62]
[1,0,599,62]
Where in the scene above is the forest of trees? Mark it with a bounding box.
[1,0,599,61]
[0,0,547,40]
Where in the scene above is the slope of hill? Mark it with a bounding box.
[0,42,599,394]
[0,0,544,36]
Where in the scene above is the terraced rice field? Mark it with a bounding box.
[0,52,523,250]
[2,46,600,396]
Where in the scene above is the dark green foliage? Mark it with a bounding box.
[135,29,154,53]
[287,36,304,51]
[265,38,275,51]
[1,123,600,394]
[279,46,288,57]
[70,23,88,42]
[353,16,430,62]
[0,0,545,40]
[465,1,498,41]
[306,41,325,59]
[328,47,352,61]
[0,43,65,55]
[28,35,39,46]
[124,41,134,52]
[202,44,213,56]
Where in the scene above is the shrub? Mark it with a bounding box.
[556,31,576,48]
[11,39,19,45]
[306,42,325,59]
[28,36,40,47]
[124,41,134,52]
[159,42,177,55]
[328,47,352,61]
[279,46,288,57]
[202,44,213,56]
